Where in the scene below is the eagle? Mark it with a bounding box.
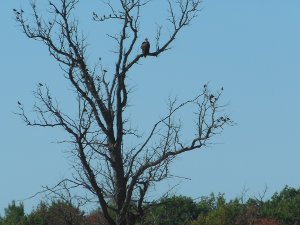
[141,38,150,57]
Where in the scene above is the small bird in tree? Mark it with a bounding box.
[38,83,43,86]
[17,101,21,105]
[141,38,150,57]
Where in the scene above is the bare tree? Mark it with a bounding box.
[14,1,232,225]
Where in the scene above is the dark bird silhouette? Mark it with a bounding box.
[38,83,43,86]
[17,101,21,105]
[209,94,215,103]
[141,38,150,57]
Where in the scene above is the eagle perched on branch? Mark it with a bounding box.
[141,38,150,57]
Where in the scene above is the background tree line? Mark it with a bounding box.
[1,186,300,225]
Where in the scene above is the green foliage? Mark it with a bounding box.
[0,201,27,225]
[28,200,85,225]
[0,200,85,225]
[3,186,300,225]
[197,193,219,215]
[144,195,198,225]
[26,202,47,225]
[190,186,300,225]
[262,186,300,225]
[191,194,242,225]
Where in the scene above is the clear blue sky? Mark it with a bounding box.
[1,0,300,214]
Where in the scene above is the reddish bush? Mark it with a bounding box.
[252,218,281,225]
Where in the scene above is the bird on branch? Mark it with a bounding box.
[141,38,150,57]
